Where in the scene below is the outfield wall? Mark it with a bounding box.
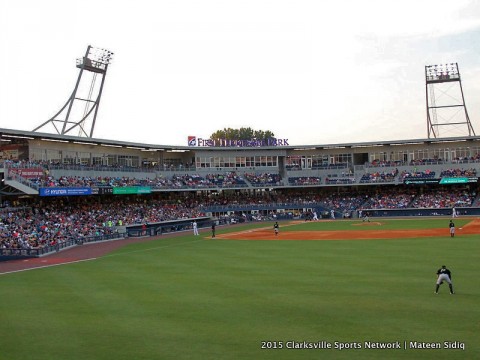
[364,207,479,217]
[0,233,126,261]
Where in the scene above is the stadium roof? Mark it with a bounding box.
[0,127,478,152]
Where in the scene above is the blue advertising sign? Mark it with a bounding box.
[39,187,92,196]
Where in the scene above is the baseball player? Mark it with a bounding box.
[452,207,458,218]
[274,222,279,236]
[211,221,216,238]
[435,265,454,294]
[192,220,199,236]
[449,220,455,238]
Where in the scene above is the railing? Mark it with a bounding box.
[5,172,40,190]
[200,201,325,212]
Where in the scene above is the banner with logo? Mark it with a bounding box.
[112,186,151,195]
[39,187,92,196]
[439,177,478,184]
[8,168,44,179]
[188,136,289,147]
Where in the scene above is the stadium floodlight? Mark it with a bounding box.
[33,45,114,138]
[425,63,460,83]
[425,62,475,139]
[76,46,114,73]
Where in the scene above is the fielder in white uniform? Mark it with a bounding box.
[452,207,458,218]
[192,220,199,235]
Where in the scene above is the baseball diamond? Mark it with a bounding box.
[4,4,480,358]
[2,125,480,360]
[2,60,480,360]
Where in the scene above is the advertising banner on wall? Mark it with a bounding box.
[112,187,151,195]
[403,178,440,185]
[8,168,44,179]
[439,177,478,184]
[39,187,92,196]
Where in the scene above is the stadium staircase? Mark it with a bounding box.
[4,178,38,195]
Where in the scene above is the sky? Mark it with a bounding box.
[1,0,480,147]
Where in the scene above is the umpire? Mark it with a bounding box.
[435,265,454,294]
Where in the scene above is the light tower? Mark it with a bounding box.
[425,63,475,138]
[33,45,114,138]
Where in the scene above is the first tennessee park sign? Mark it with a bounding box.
[188,136,289,147]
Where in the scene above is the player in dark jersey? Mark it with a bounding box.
[274,222,279,236]
[449,220,455,237]
[435,265,454,294]
[211,221,216,238]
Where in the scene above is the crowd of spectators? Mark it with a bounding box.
[22,172,250,190]
[5,158,480,192]
[400,169,436,181]
[0,196,203,250]
[288,177,322,186]
[363,189,416,209]
[1,183,479,251]
[318,193,368,213]
[440,168,477,177]
[366,160,404,167]
[410,188,475,208]
[243,173,282,186]
[360,169,399,183]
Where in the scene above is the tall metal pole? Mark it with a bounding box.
[425,63,475,138]
[89,62,109,138]
[60,46,90,135]
[32,45,113,138]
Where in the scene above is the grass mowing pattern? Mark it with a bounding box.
[1,219,479,360]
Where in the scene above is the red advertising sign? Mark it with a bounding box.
[9,168,44,179]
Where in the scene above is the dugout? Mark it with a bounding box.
[125,216,212,237]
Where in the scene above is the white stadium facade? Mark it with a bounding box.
[1,126,479,193]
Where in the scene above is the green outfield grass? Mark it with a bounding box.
[1,218,479,360]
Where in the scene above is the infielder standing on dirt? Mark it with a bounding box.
[435,265,454,294]
[449,220,455,237]
[211,221,216,238]
[274,222,279,236]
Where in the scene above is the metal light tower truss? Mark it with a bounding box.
[33,45,114,138]
[425,63,475,138]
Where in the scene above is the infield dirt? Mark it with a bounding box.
[216,218,480,241]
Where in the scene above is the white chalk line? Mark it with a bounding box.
[101,238,205,259]
[0,258,97,276]
[0,238,205,276]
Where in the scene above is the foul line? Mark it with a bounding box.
[0,258,97,276]
[100,238,205,259]
[0,238,205,276]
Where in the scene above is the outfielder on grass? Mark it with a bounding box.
[435,265,454,294]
